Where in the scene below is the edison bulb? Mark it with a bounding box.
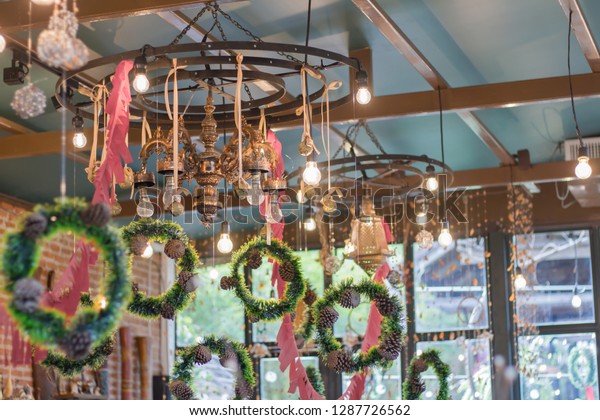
[32,0,56,5]
[296,189,306,203]
[304,216,317,232]
[438,227,453,248]
[575,156,592,180]
[425,175,438,192]
[247,173,265,206]
[209,268,219,280]
[136,191,154,218]
[303,161,321,186]
[73,132,87,149]
[356,87,371,105]
[141,243,154,259]
[267,199,283,223]
[0,34,5,54]
[571,293,582,309]
[133,74,150,93]
[514,272,527,290]
[170,196,185,216]
[217,233,233,254]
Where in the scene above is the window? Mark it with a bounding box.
[342,360,403,400]
[260,357,320,399]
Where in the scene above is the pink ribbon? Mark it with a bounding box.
[0,304,32,367]
[586,386,595,400]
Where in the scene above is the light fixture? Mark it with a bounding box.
[72,111,87,148]
[0,34,5,54]
[266,191,283,223]
[415,195,429,218]
[302,159,321,186]
[132,53,150,93]
[141,243,154,259]
[136,188,155,218]
[304,215,316,232]
[98,296,108,310]
[355,70,371,105]
[246,173,265,206]
[424,164,438,192]
[437,220,453,248]
[571,290,582,309]
[217,221,233,254]
[514,267,526,290]
[209,268,219,280]
[575,146,592,180]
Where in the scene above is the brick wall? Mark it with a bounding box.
[0,200,165,400]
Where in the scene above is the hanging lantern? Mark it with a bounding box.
[345,195,392,276]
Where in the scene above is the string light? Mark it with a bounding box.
[355,70,371,105]
[514,267,526,290]
[141,243,154,259]
[209,268,219,280]
[71,111,87,148]
[575,146,592,179]
[133,53,149,93]
[217,221,233,254]
[302,160,321,186]
[424,164,438,191]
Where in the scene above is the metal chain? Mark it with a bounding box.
[243,83,254,102]
[169,5,210,46]
[363,122,387,154]
[211,6,228,41]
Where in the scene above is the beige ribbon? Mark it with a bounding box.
[320,79,342,193]
[86,83,108,183]
[235,54,249,190]
[164,59,187,195]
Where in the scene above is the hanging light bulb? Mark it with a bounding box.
[162,175,177,205]
[136,188,154,218]
[296,188,305,203]
[571,289,582,309]
[247,173,265,206]
[217,221,233,254]
[575,146,592,179]
[209,268,219,280]
[437,220,453,248]
[424,164,438,192]
[303,160,321,186]
[514,267,527,290]
[141,243,154,259]
[303,206,316,231]
[355,70,371,105]
[415,195,429,218]
[98,296,108,310]
[72,111,87,148]
[267,193,283,223]
[170,194,185,216]
[0,34,6,54]
[132,54,149,93]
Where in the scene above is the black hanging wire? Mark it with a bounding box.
[438,87,446,168]
[567,10,584,146]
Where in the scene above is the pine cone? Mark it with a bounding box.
[303,288,317,306]
[279,260,295,282]
[246,249,262,270]
[13,278,44,313]
[161,302,176,320]
[318,306,339,329]
[327,350,354,373]
[59,330,92,361]
[412,358,427,373]
[410,378,425,396]
[194,345,212,365]
[23,213,47,240]
[169,380,194,400]
[178,271,193,289]
[130,234,149,256]
[98,335,116,357]
[81,203,111,227]
[378,332,403,360]
[339,289,361,309]
[374,294,398,317]
[219,350,239,370]
[131,282,140,295]
[164,239,186,260]
[235,378,254,399]
[220,276,236,290]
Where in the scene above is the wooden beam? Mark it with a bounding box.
[352,0,515,165]
[0,117,35,135]
[559,0,600,72]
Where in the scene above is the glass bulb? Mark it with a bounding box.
[111,200,122,216]
[162,176,176,205]
[303,161,321,186]
[575,156,592,180]
[133,74,150,93]
[296,189,306,203]
[170,195,184,216]
[356,87,371,105]
[73,132,87,149]
[209,268,219,280]
[304,216,317,232]
[141,243,154,259]
[217,233,233,254]
[0,34,6,54]
[438,227,453,248]
[415,196,429,218]
[425,175,439,192]
[571,293,582,309]
[267,195,283,223]
[98,296,107,310]
[514,273,527,290]
[247,173,265,206]
[32,0,55,5]
[136,189,154,218]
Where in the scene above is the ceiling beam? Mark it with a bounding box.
[0,117,35,135]
[0,0,244,33]
[559,0,600,72]
[352,0,515,166]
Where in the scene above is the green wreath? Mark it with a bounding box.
[294,284,318,347]
[169,335,255,400]
[402,348,451,400]
[1,198,129,360]
[313,278,405,374]
[568,345,598,391]
[121,219,200,320]
[221,237,306,322]
[42,293,116,377]
[305,365,325,397]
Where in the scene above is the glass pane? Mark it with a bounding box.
[416,338,492,400]
[515,230,594,326]
[176,263,245,346]
[260,356,319,399]
[413,238,488,333]
[519,333,598,400]
[187,357,237,399]
[342,359,402,399]
[253,250,324,343]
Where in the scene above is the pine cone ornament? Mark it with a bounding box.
[410,377,425,396]
[23,213,47,240]
[13,278,44,313]
[246,249,262,270]
[59,330,92,360]
[98,335,116,357]
[178,271,193,289]
[130,234,149,256]
[374,294,397,316]
[81,203,111,227]
[304,288,317,306]
[279,260,295,282]
[131,282,140,295]
[161,302,176,320]
[412,358,427,373]
[295,334,305,348]
[318,306,339,329]
[378,332,403,360]
[169,380,194,400]
[164,239,186,260]
[339,289,361,309]
[235,378,254,399]
[220,276,236,290]
[219,350,239,370]
[194,345,212,365]
[327,350,354,373]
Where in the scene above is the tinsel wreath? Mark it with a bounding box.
[313,278,405,374]
[121,219,201,319]
[294,284,319,346]
[305,365,325,398]
[568,345,598,391]
[1,198,130,359]
[224,237,306,322]
[170,335,256,400]
[42,294,116,377]
[402,348,451,400]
